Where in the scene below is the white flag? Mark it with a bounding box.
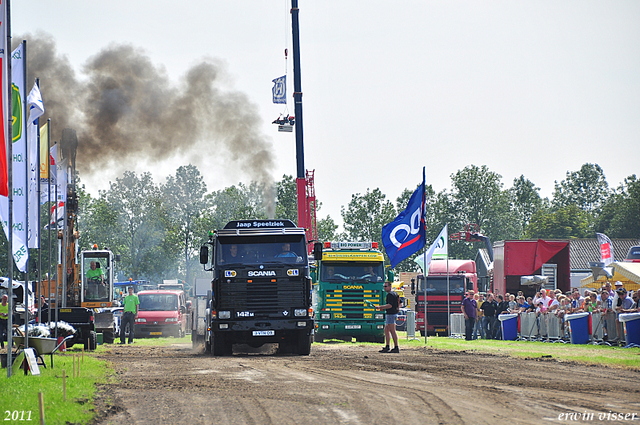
[272,75,286,104]
[0,44,29,272]
[414,224,448,274]
[27,84,45,248]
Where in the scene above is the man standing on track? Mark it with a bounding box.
[376,281,400,353]
[120,286,140,344]
[462,290,477,341]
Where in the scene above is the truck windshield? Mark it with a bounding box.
[139,294,179,311]
[84,255,109,301]
[321,262,384,283]
[418,277,466,295]
[216,236,307,265]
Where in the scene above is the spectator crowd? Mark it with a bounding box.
[462,282,640,342]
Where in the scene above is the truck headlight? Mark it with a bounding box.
[294,309,307,317]
[218,311,231,319]
[321,313,330,320]
[135,318,146,323]
[375,314,384,320]
[165,318,178,322]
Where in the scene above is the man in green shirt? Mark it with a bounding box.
[86,261,105,299]
[120,287,139,344]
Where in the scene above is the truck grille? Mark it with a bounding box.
[218,281,306,318]
[323,289,379,319]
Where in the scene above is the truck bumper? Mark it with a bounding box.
[210,319,313,345]
[315,321,385,340]
[134,323,183,338]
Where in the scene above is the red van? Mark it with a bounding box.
[134,290,188,338]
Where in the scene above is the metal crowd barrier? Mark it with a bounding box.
[589,311,605,344]
[450,313,465,338]
[544,313,563,342]
[520,312,538,341]
[603,311,624,346]
[406,310,420,341]
[449,310,635,346]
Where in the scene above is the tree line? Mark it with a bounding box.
[1,163,637,284]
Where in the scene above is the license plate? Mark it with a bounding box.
[435,328,446,333]
[150,332,162,336]
[345,325,361,330]
[252,330,275,336]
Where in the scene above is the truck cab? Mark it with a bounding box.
[415,259,477,336]
[80,249,115,308]
[313,241,387,343]
[199,219,315,356]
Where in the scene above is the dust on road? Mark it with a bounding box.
[93,342,640,425]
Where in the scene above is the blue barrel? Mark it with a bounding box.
[498,313,519,341]
[565,312,590,344]
[619,313,640,346]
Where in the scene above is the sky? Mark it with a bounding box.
[12,1,640,228]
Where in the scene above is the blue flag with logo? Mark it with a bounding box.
[381,168,426,268]
[272,75,286,104]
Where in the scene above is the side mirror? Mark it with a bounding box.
[386,269,394,283]
[199,246,209,264]
[180,305,186,314]
[186,300,192,310]
[313,242,323,261]
[411,278,415,295]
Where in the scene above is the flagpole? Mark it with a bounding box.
[6,0,13,377]
[21,39,28,352]
[36,78,42,324]
[424,263,427,344]
[54,142,59,335]
[423,168,427,345]
[47,121,51,325]
[447,252,450,337]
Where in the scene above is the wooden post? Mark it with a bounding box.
[62,369,66,401]
[81,347,84,362]
[38,392,45,425]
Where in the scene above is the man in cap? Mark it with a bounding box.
[461,290,477,341]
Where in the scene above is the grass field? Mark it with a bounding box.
[1,333,638,424]
[372,332,640,369]
[0,347,111,424]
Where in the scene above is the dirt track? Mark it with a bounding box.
[93,342,640,425]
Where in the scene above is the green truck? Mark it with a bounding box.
[313,242,389,343]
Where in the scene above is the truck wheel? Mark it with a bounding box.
[278,341,295,355]
[84,331,98,351]
[297,332,312,356]
[192,333,202,349]
[103,330,115,344]
[212,334,231,356]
